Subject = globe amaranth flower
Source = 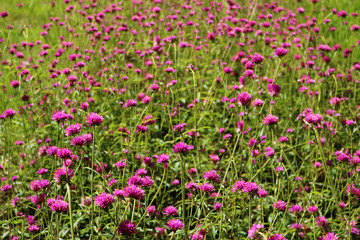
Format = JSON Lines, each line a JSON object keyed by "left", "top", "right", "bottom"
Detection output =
{"left": 28, "top": 225, "right": 40, "bottom": 232}
{"left": 252, "top": 53, "right": 264, "bottom": 64}
{"left": 203, "top": 170, "right": 220, "bottom": 182}
{"left": 86, "top": 112, "right": 103, "bottom": 126}
{"left": 56, "top": 148, "right": 74, "bottom": 159}
{"left": 274, "top": 47, "right": 288, "bottom": 57}
{"left": 65, "top": 123, "right": 82, "bottom": 136}
{"left": 163, "top": 205, "right": 178, "bottom": 216}
{"left": 117, "top": 220, "right": 137, "bottom": 235}
{"left": 248, "top": 223, "right": 264, "bottom": 239}
{"left": 318, "top": 232, "right": 338, "bottom": 240}
{"left": 173, "top": 142, "right": 194, "bottom": 153}
{"left": 54, "top": 166, "right": 74, "bottom": 183}
{"left": 94, "top": 192, "right": 115, "bottom": 208}
{"left": 237, "top": 91, "right": 252, "bottom": 106}
{"left": 289, "top": 205, "right": 304, "bottom": 213}
{"left": 273, "top": 200, "right": 287, "bottom": 212}
{"left": 268, "top": 234, "right": 287, "bottom": 240}
{"left": 157, "top": 154, "right": 170, "bottom": 165}
{"left": 3, "top": 108, "right": 16, "bottom": 118}
{"left": 242, "top": 182, "right": 259, "bottom": 193}
{"left": 123, "top": 185, "right": 145, "bottom": 200}
{"left": 1, "top": 184, "right": 13, "bottom": 192}
{"left": 167, "top": 219, "right": 184, "bottom": 231}
{"left": 214, "top": 202, "right": 222, "bottom": 211}
{"left": 71, "top": 136, "right": 87, "bottom": 146}
{"left": 263, "top": 114, "right": 279, "bottom": 125}
{"left": 200, "top": 183, "right": 215, "bottom": 192}
{"left": 31, "top": 193, "right": 45, "bottom": 205}
{"left": 30, "top": 179, "right": 49, "bottom": 192}
{"left": 47, "top": 198, "right": 69, "bottom": 212}
{"left": 268, "top": 83, "right": 281, "bottom": 97}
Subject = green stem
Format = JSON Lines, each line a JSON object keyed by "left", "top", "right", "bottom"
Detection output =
{"left": 67, "top": 183, "right": 75, "bottom": 240}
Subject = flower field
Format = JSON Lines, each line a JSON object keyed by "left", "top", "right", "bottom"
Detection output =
{"left": 1, "top": 0, "right": 360, "bottom": 239}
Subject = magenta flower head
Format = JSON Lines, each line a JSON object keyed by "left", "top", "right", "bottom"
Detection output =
{"left": 273, "top": 200, "right": 287, "bottom": 212}
{"left": 28, "top": 225, "right": 39, "bottom": 232}
{"left": 65, "top": 123, "right": 82, "bottom": 136}
{"left": 56, "top": 148, "right": 74, "bottom": 159}
{"left": 263, "top": 114, "right": 279, "bottom": 125}
{"left": 318, "top": 232, "right": 338, "bottom": 240}
{"left": 117, "top": 220, "right": 137, "bottom": 235}
{"left": 54, "top": 166, "right": 74, "bottom": 183}
{"left": 274, "top": 47, "right": 288, "bottom": 57}
{"left": 167, "top": 219, "right": 184, "bottom": 231}
{"left": 267, "top": 84, "right": 281, "bottom": 97}
{"left": 47, "top": 198, "right": 69, "bottom": 212}
{"left": 268, "top": 234, "right": 287, "bottom": 240}
{"left": 163, "top": 205, "right": 178, "bottom": 216}
{"left": 173, "top": 142, "right": 194, "bottom": 153}
{"left": 237, "top": 91, "right": 252, "bottom": 106}
{"left": 123, "top": 185, "right": 145, "bottom": 200}
{"left": 3, "top": 108, "right": 16, "bottom": 118}
{"left": 252, "top": 53, "right": 264, "bottom": 64}
{"left": 94, "top": 192, "right": 115, "bottom": 208}
{"left": 86, "top": 112, "right": 103, "bottom": 127}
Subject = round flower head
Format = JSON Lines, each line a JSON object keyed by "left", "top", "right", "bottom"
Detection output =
{"left": 267, "top": 84, "right": 281, "bottom": 97}
{"left": 65, "top": 123, "right": 82, "bottom": 136}
{"left": 117, "top": 220, "right": 137, "bottom": 235}
{"left": 274, "top": 47, "right": 288, "bottom": 57}
{"left": 263, "top": 114, "right": 279, "bottom": 125}
{"left": 163, "top": 206, "right": 178, "bottom": 216}
{"left": 54, "top": 166, "right": 74, "bottom": 183}
{"left": 252, "top": 53, "right": 264, "bottom": 64}
{"left": 123, "top": 185, "right": 145, "bottom": 200}
{"left": 237, "top": 91, "right": 252, "bottom": 106}
{"left": 86, "top": 112, "right": 103, "bottom": 127}
{"left": 28, "top": 225, "right": 39, "bottom": 232}
{"left": 167, "top": 219, "right": 184, "bottom": 231}
{"left": 3, "top": 108, "right": 16, "bottom": 118}
{"left": 173, "top": 142, "right": 194, "bottom": 153}
{"left": 273, "top": 200, "right": 287, "bottom": 212}
{"left": 71, "top": 136, "right": 87, "bottom": 146}
{"left": 203, "top": 170, "right": 220, "bottom": 182}
{"left": 268, "top": 234, "right": 287, "bottom": 240}
{"left": 94, "top": 192, "right": 115, "bottom": 208}
{"left": 48, "top": 199, "right": 69, "bottom": 212}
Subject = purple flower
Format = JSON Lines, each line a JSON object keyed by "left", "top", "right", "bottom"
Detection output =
{"left": 237, "top": 91, "right": 252, "bottom": 106}
{"left": 318, "top": 232, "right": 338, "bottom": 240}
{"left": 123, "top": 185, "right": 145, "bottom": 200}
{"left": 48, "top": 199, "right": 69, "bottom": 212}
{"left": 46, "top": 146, "right": 59, "bottom": 156}
{"left": 56, "top": 148, "right": 74, "bottom": 159}
{"left": 200, "top": 183, "right": 215, "bottom": 192}
{"left": 267, "top": 84, "right": 281, "bottom": 97}
{"left": 273, "top": 201, "right": 287, "bottom": 212}
{"left": 214, "top": 202, "right": 222, "bottom": 211}
{"left": 117, "top": 220, "right": 137, "bottom": 235}
{"left": 65, "top": 123, "right": 82, "bottom": 136}
{"left": 30, "top": 179, "right": 49, "bottom": 192}
{"left": 289, "top": 205, "right": 304, "bottom": 213}
{"left": 242, "top": 182, "right": 259, "bottom": 193}
{"left": 3, "top": 108, "right": 16, "bottom": 118}
{"left": 28, "top": 225, "right": 39, "bottom": 232}
{"left": 248, "top": 223, "right": 264, "bottom": 239}
{"left": 167, "top": 219, "right": 184, "bottom": 231}
{"left": 274, "top": 47, "right": 288, "bottom": 57}
{"left": 269, "top": 234, "right": 287, "bottom": 240}
{"left": 203, "top": 170, "right": 220, "bottom": 182}
{"left": 54, "top": 166, "right": 74, "bottom": 183}
{"left": 263, "top": 114, "right": 279, "bottom": 125}
{"left": 173, "top": 142, "right": 194, "bottom": 153}
{"left": 252, "top": 53, "right": 264, "bottom": 64}
{"left": 163, "top": 206, "right": 178, "bottom": 216}
{"left": 86, "top": 112, "right": 103, "bottom": 127}
{"left": 1, "top": 184, "right": 12, "bottom": 192}
{"left": 71, "top": 136, "right": 87, "bottom": 146}
{"left": 94, "top": 192, "right": 115, "bottom": 208}
{"left": 173, "top": 123, "right": 187, "bottom": 132}
{"left": 157, "top": 154, "right": 170, "bottom": 164}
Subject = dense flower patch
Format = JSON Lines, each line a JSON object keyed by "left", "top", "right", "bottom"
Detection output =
{"left": 0, "top": 0, "right": 360, "bottom": 239}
